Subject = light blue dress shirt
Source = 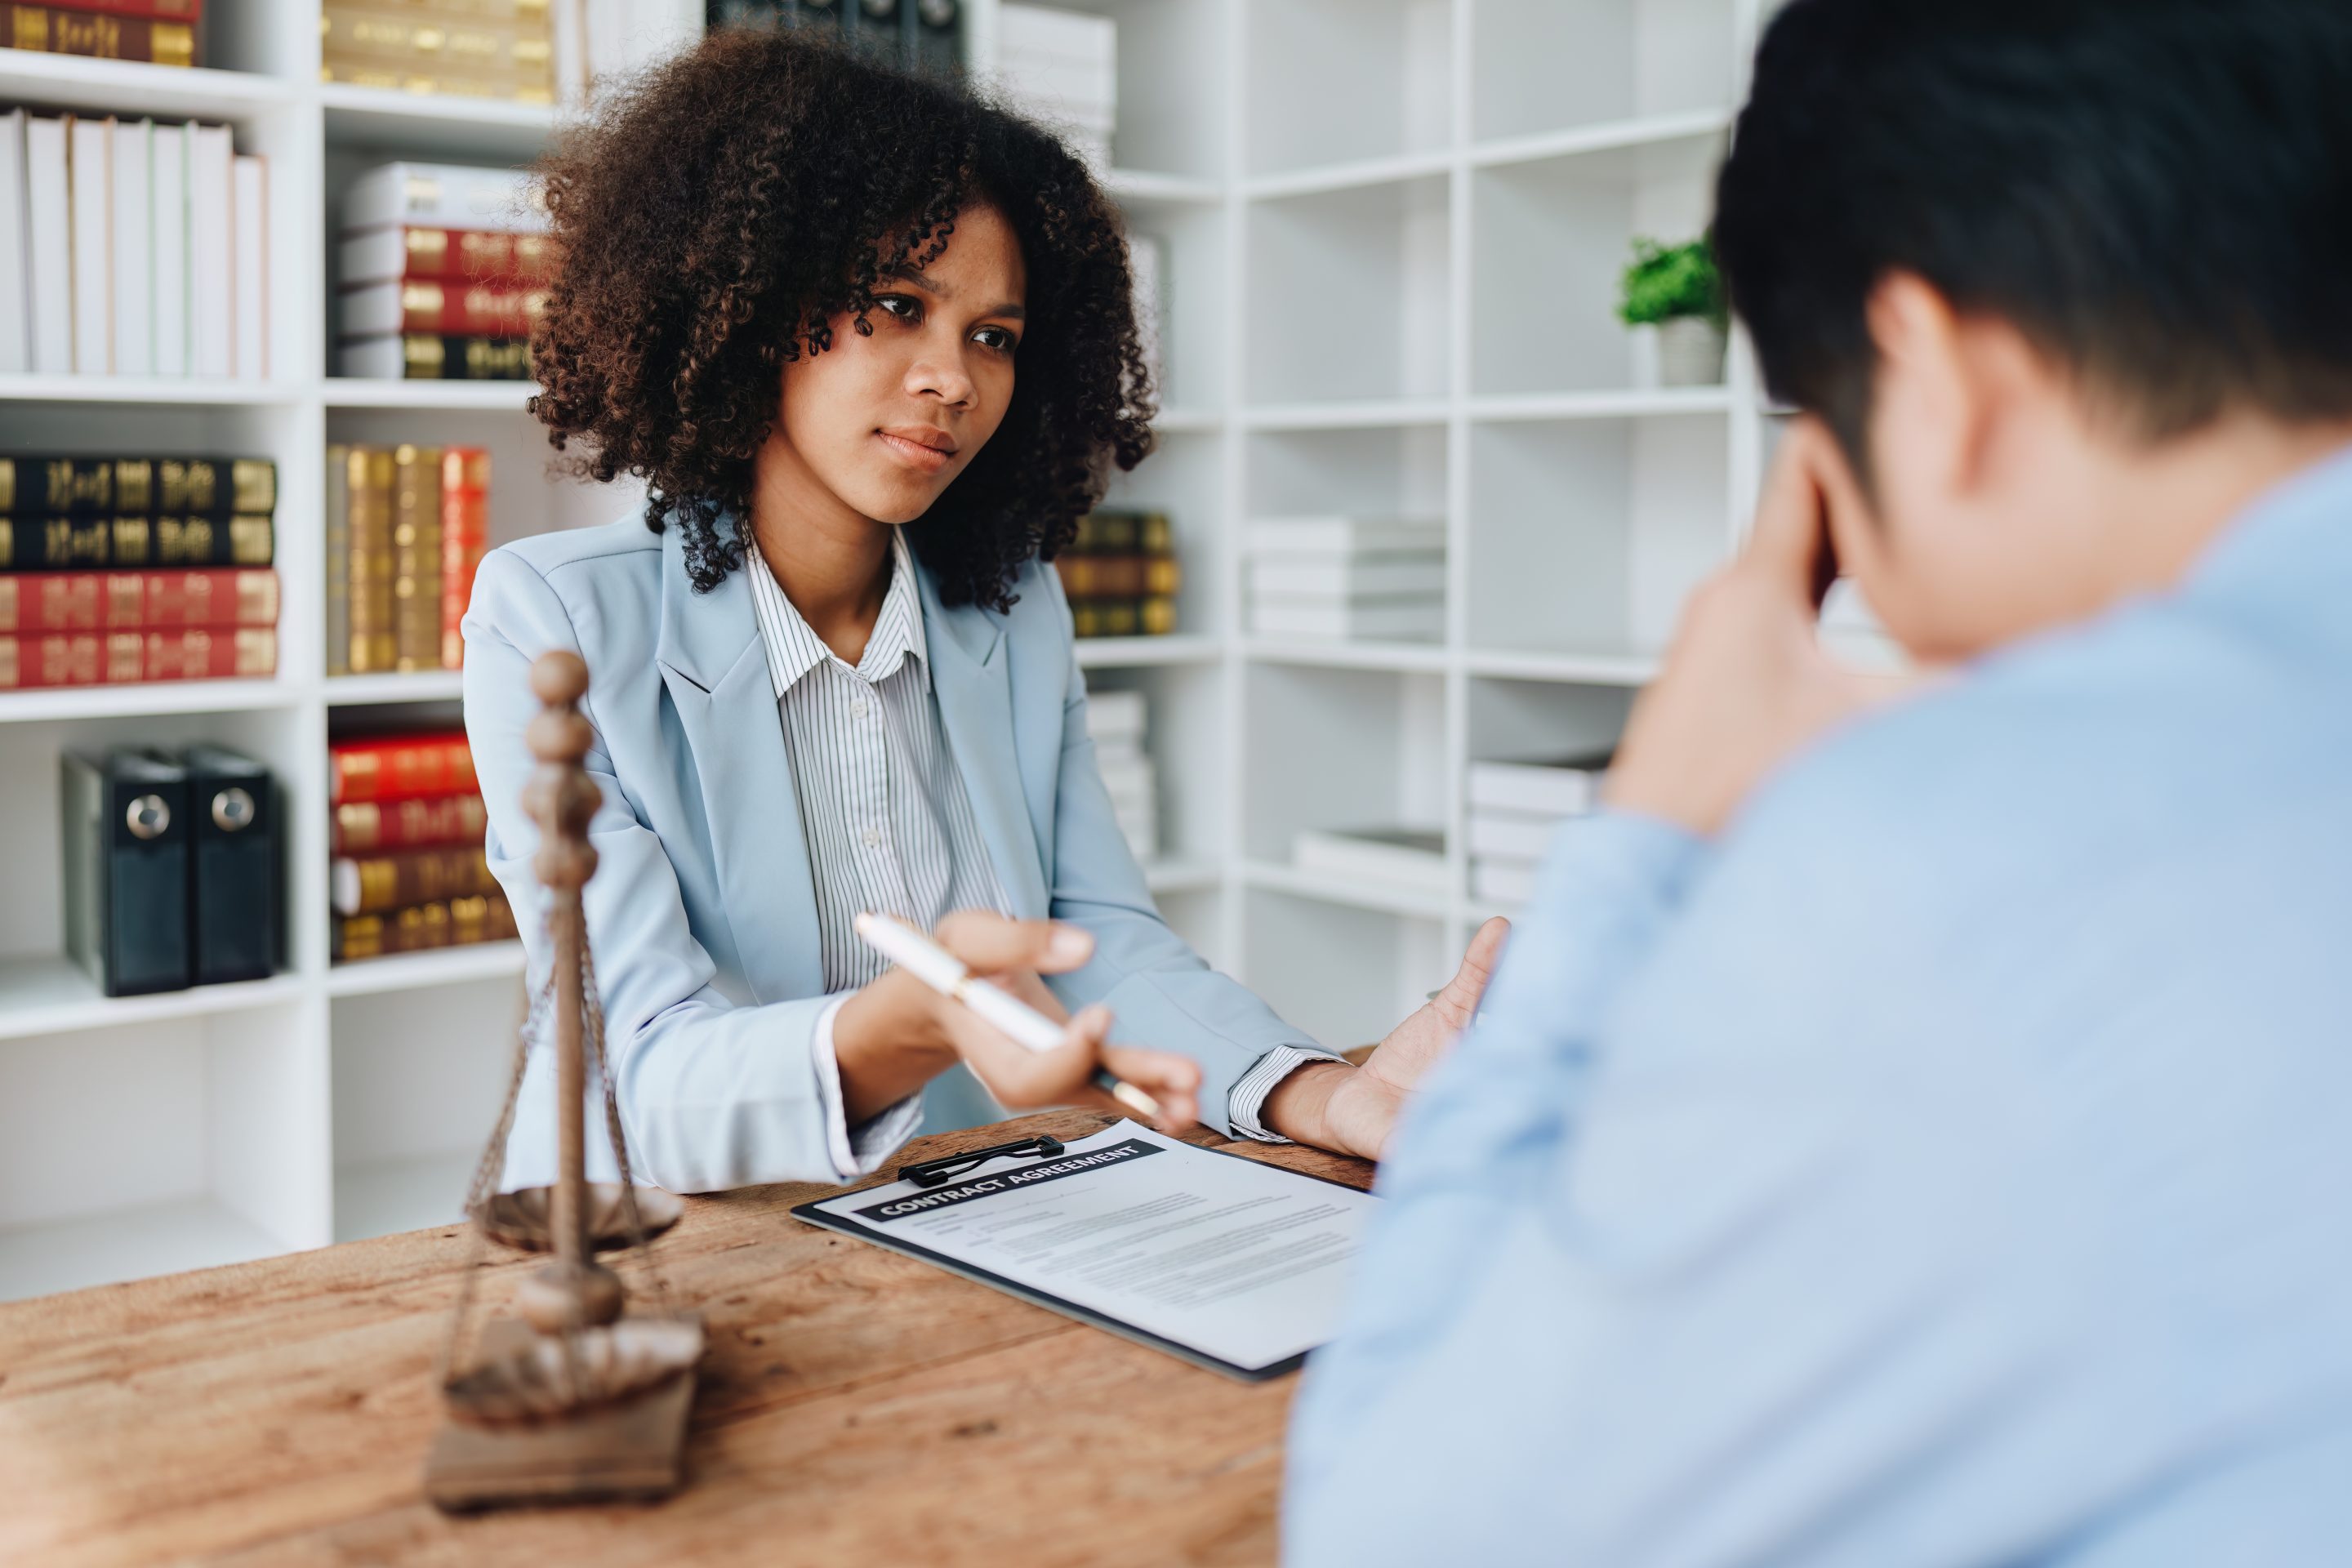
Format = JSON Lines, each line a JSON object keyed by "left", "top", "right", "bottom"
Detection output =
{"left": 1285, "top": 447, "right": 2352, "bottom": 1566}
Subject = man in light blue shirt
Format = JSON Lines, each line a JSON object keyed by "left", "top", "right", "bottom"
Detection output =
{"left": 1285, "top": 2, "right": 2352, "bottom": 1562}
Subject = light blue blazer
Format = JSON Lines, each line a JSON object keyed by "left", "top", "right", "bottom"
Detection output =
{"left": 461, "top": 512, "right": 1316, "bottom": 1192}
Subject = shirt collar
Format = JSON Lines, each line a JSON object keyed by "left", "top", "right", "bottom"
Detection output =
{"left": 746, "top": 527, "right": 930, "bottom": 699}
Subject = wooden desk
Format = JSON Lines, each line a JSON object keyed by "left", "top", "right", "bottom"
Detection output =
{"left": 0, "top": 1111, "right": 1374, "bottom": 1568}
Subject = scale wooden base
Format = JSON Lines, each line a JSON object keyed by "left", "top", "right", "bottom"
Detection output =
{"left": 425, "top": 1317, "right": 702, "bottom": 1511}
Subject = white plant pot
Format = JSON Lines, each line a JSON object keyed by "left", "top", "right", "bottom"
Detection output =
{"left": 1656, "top": 317, "right": 1727, "bottom": 387}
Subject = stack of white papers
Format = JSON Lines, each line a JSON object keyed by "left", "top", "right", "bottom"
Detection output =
{"left": 1465, "top": 753, "right": 1610, "bottom": 906}
{"left": 1245, "top": 516, "right": 1446, "bottom": 643}
{"left": 997, "top": 5, "right": 1117, "bottom": 167}
{"left": 1087, "top": 687, "right": 1157, "bottom": 862}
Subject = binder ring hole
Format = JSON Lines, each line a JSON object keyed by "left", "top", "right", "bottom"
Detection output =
{"left": 212, "top": 787, "right": 256, "bottom": 833}
{"left": 127, "top": 795, "right": 172, "bottom": 840}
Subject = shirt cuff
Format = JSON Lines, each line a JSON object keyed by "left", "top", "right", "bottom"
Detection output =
{"left": 810, "top": 993, "right": 926, "bottom": 1180}
{"left": 1226, "top": 1043, "right": 1348, "bottom": 1143}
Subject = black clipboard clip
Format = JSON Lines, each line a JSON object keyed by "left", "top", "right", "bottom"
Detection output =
{"left": 897, "top": 1134, "right": 1066, "bottom": 1188}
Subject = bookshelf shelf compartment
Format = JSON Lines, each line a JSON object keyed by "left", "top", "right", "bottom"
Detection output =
{"left": 1467, "top": 414, "right": 1731, "bottom": 661}
{"left": 319, "top": 379, "right": 540, "bottom": 412}
{"left": 1237, "top": 887, "right": 1454, "bottom": 1058}
{"left": 1243, "top": 640, "right": 1449, "bottom": 674}
{"left": 318, "top": 82, "right": 560, "bottom": 163}
{"left": 1468, "top": 127, "right": 1727, "bottom": 397}
{"left": 324, "top": 941, "right": 526, "bottom": 997}
{"left": 323, "top": 671, "right": 466, "bottom": 706}
{"left": 0, "top": 680, "right": 298, "bottom": 725}
{"left": 0, "top": 956, "right": 305, "bottom": 1043}
{"left": 1245, "top": 0, "right": 1451, "bottom": 178}
{"left": 1075, "top": 635, "right": 1221, "bottom": 670}
{"left": 1243, "top": 662, "right": 1446, "bottom": 862}
{"left": 0, "top": 374, "right": 303, "bottom": 406}
{"left": 1470, "top": 0, "right": 1739, "bottom": 145}
{"left": 1246, "top": 176, "right": 1450, "bottom": 408}
{"left": 1241, "top": 399, "right": 1450, "bottom": 433}
{"left": 0, "top": 1196, "right": 287, "bottom": 1303}
{"left": 1241, "top": 859, "right": 1451, "bottom": 921}
{"left": 0, "top": 53, "right": 296, "bottom": 120}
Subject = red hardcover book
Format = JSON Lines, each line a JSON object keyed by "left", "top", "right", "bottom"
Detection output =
{"left": 329, "top": 732, "right": 477, "bottom": 806}
{"left": 339, "top": 225, "right": 555, "bottom": 289}
{"left": 350, "top": 280, "right": 546, "bottom": 338}
{"left": 33, "top": 0, "right": 201, "bottom": 19}
{"left": 0, "top": 627, "right": 274, "bottom": 688}
{"left": 331, "top": 791, "right": 488, "bottom": 856}
{"left": 0, "top": 569, "right": 278, "bottom": 633}
{"left": 439, "top": 448, "right": 489, "bottom": 669}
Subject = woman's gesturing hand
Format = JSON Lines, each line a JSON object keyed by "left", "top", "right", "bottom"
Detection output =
{"left": 831, "top": 910, "right": 1200, "bottom": 1133}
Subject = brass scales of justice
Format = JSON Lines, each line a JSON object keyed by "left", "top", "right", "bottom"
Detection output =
{"left": 424, "top": 651, "right": 705, "bottom": 1510}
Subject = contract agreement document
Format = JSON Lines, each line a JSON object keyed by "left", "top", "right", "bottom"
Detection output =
{"left": 793, "top": 1120, "right": 1377, "bottom": 1379}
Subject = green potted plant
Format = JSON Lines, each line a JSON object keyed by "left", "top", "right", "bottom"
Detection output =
{"left": 1618, "top": 237, "right": 1727, "bottom": 387}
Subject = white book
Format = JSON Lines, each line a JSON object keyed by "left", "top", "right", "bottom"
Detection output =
{"left": 110, "top": 119, "right": 152, "bottom": 379}
{"left": 1115, "top": 805, "right": 1157, "bottom": 863}
{"left": 1465, "top": 754, "right": 1612, "bottom": 817}
{"left": 69, "top": 116, "right": 111, "bottom": 375}
{"left": 232, "top": 154, "right": 267, "bottom": 380}
{"left": 1466, "top": 809, "right": 1563, "bottom": 864}
{"left": 1248, "top": 554, "right": 1446, "bottom": 598}
{"left": 1294, "top": 826, "right": 1449, "bottom": 895}
{"left": 343, "top": 160, "right": 547, "bottom": 236}
{"left": 189, "top": 124, "right": 233, "bottom": 380}
{"left": 337, "top": 335, "right": 419, "bottom": 380}
{"left": 1470, "top": 858, "right": 1539, "bottom": 908}
{"left": 0, "top": 110, "right": 26, "bottom": 373}
{"left": 1245, "top": 516, "right": 1446, "bottom": 556}
{"left": 1250, "top": 596, "right": 1445, "bottom": 642}
{"left": 1096, "top": 755, "right": 1154, "bottom": 815}
{"left": 24, "top": 116, "right": 69, "bottom": 374}
{"left": 551, "top": 0, "right": 588, "bottom": 105}
{"left": 1084, "top": 688, "right": 1147, "bottom": 746}
{"left": 150, "top": 122, "right": 187, "bottom": 377}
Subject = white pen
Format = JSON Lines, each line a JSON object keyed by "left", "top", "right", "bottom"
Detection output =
{"left": 852, "top": 911, "right": 1164, "bottom": 1122}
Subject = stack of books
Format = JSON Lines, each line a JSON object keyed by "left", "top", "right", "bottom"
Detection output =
{"left": 326, "top": 443, "right": 490, "bottom": 676}
{"left": 1292, "top": 825, "right": 1448, "bottom": 897}
{"left": 1245, "top": 516, "right": 1446, "bottom": 644}
{"left": 1057, "top": 508, "right": 1179, "bottom": 639}
{"left": 322, "top": 0, "right": 555, "bottom": 103}
{"left": 704, "top": 0, "right": 963, "bottom": 73}
{"left": 328, "top": 729, "right": 516, "bottom": 962}
{"left": 996, "top": 3, "right": 1114, "bottom": 165}
{"left": 0, "top": 1, "right": 199, "bottom": 66}
{"left": 0, "top": 109, "right": 269, "bottom": 379}
{"left": 0, "top": 455, "right": 278, "bottom": 690}
{"left": 1085, "top": 688, "right": 1156, "bottom": 862}
{"left": 336, "top": 161, "right": 546, "bottom": 381}
{"left": 1466, "top": 751, "right": 1610, "bottom": 907}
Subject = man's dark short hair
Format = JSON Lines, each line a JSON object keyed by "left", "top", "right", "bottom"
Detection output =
{"left": 1714, "top": 0, "right": 2352, "bottom": 475}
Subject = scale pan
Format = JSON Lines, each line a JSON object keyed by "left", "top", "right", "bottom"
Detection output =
{"left": 472, "top": 1183, "right": 685, "bottom": 1253}
{"left": 444, "top": 1316, "right": 705, "bottom": 1426}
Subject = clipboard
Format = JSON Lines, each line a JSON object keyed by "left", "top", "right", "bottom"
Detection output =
{"left": 792, "top": 1121, "right": 1377, "bottom": 1382}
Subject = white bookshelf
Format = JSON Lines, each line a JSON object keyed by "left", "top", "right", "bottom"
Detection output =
{"left": 0, "top": 0, "right": 1782, "bottom": 1300}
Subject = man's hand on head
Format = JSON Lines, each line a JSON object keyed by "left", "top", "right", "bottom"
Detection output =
{"left": 1605, "top": 416, "right": 1912, "bottom": 836}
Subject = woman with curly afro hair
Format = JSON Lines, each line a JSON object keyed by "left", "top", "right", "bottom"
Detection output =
{"left": 461, "top": 28, "right": 1506, "bottom": 1195}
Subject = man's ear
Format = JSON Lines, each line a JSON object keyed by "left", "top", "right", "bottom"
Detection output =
{"left": 1864, "top": 271, "right": 1982, "bottom": 502}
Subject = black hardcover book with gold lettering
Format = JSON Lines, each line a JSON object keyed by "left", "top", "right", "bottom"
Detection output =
{"left": 0, "top": 457, "right": 278, "bottom": 517}
{"left": 0, "top": 514, "right": 275, "bottom": 572}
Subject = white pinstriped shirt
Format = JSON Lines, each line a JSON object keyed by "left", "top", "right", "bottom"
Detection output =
{"left": 750, "top": 528, "right": 1327, "bottom": 1178}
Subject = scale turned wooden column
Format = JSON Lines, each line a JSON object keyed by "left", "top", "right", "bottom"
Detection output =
{"left": 425, "top": 651, "right": 703, "bottom": 1512}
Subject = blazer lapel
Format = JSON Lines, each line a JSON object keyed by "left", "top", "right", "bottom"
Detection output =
{"left": 653, "top": 522, "right": 824, "bottom": 1004}
{"left": 917, "top": 559, "right": 1051, "bottom": 919}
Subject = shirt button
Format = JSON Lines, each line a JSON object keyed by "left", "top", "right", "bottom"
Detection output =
{"left": 862, "top": 828, "right": 882, "bottom": 849}
{"left": 852, "top": 698, "right": 871, "bottom": 720}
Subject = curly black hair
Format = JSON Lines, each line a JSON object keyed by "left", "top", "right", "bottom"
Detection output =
{"left": 527, "top": 29, "right": 1155, "bottom": 608}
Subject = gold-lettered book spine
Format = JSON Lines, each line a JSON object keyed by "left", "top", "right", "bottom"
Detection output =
{"left": 391, "top": 443, "right": 444, "bottom": 673}
{"left": 347, "top": 446, "right": 399, "bottom": 675}
{"left": 3, "top": 7, "right": 195, "bottom": 66}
